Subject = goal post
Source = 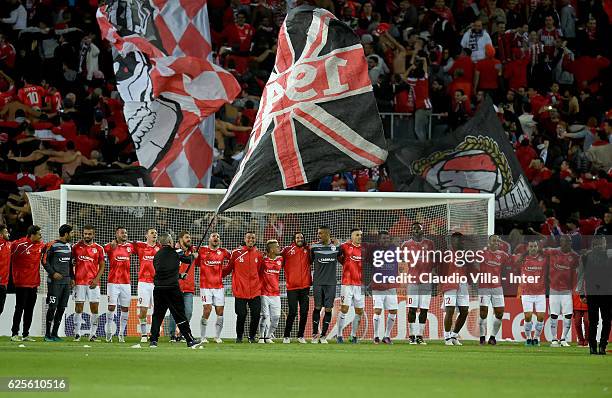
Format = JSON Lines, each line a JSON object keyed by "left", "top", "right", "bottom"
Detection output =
{"left": 26, "top": 186, "right": 495, "bottom": 340}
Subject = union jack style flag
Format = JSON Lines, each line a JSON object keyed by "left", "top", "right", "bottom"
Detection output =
{"left": 97, "top": 0, "right": 240, "bottom": 187}
{"left": 218, "top": 5, "right": 387, "bottom": 212}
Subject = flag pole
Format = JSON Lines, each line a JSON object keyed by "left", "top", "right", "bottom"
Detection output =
{"left": 196, "top": 212, "right": 218, "bottom": 248}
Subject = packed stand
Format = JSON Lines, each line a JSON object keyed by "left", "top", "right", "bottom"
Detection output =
{"left": 0, "top": 0, "right": 611, "bottom": 240}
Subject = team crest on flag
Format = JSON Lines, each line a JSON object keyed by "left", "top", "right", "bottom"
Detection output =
{"left": 218, "top": 5, "right": 387, "bottom": 212}
{"left": 97, "top": 0, "right": 240, "bottom": 187}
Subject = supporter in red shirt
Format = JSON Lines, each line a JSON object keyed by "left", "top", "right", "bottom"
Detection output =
{"left": 526, "top": 158, "right": 552, "bottom": 185}
{"left": 562, "top": 54, "right": 610, "bottom": 91}
{"left": 474, "top": 44, "right": 502, "bottom": 92}
{"left": 10, "top": 225, "right": 44, "bottom": 340}
{"left": 0, "top": 33, "right": 16, "bottom": 69}
{"left": 17, "top": 80, "right": 46, "bottom": 109}
{"left": 449, "top": 48, "right": 475, "bottom": 89}
{"left": 538, "top": 16, "right": 562, "bottom": 56}
{"left": 504, "top": 53, "right": 530, "bottom": 90}
{"left": 516, "top": 139, "right": 538, "bottom": 172}
{"left": 224, "top": 11, "right": 254, "bottom": 53}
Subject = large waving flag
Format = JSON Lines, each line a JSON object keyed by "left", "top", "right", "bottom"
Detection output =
{"left": 218, "top": 5, "right": 387, "bottom": 212}
{"left": 388, "top": 97, "right": 544, "bottom": 222}
{"left": 97, "top": 0, "right": 240, "bottom": 187}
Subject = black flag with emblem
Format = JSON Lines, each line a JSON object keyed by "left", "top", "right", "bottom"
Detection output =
{"left": 388, "top": 97, "right": 544, "bottom": 222}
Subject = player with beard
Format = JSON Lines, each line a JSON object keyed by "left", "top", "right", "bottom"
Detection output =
{"left": 516, "top": 240, "right": 548, "bottom": 346}
{"left": 477, "top": 235, "right": 509, "bottom": 345}
{"left": 133, "top": 228, "right": 161, "bottom": 343}
{"left": 196, "top": 233, "right": 231, "bottom": 343}
{"left": 167, "top": 231, "right": 196, "bottom": 342}
{"left": 72, "top": 225, "right": 105, "bottom": 342}
{"left": 281, "top": 232, "right": 311, "bottom": 344}
{"left": 402, "top": 222, "right": 435, "bottom": 345}
{"left": 105, "top": 227, "right": 133, "bottom": 343}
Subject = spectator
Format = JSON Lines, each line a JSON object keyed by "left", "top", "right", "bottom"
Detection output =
{"left": 1, "top": 0, "right": 27, "bottom": 34}
{"left": 460, "top": 20, "right": 493, "bottom": 62}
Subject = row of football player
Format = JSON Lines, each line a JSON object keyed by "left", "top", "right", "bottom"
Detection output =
{"left": 2, "top": 223, "right": 597, "bottom": 348}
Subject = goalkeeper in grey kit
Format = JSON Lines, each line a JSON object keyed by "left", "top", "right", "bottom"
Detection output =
{"left": 42, "top": 224, "right": 75, "bottom": 342}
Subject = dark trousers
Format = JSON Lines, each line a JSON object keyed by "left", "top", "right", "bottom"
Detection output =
{"left": 587, "top": 295, "right": 612, "bottom": 348}
{"left": 12, "top": 287, "right": 37, "bottom": 337}
{"left": 284, "top": 288, "right": 309, "bottom": 338}
{"left": 150, "top": 287, "right": 195, "bottom": 344}
{"left": 235, "top": 296, "right": 261, "bottom": 340}
{"left": 0, "top": 285, "right": 6, "bottom": 316}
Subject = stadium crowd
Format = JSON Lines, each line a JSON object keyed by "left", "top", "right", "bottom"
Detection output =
{"left": 0, "top": 0, "right": 610, "bottom": 238}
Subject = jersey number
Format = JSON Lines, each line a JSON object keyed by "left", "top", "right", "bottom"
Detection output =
{"left": 27, "top": 91, "right": 39, "bottom": 105}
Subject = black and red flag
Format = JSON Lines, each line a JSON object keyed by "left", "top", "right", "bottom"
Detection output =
{"left": 217, "top": 4, "right": 387, "bottom": 212}
{"left": 388, "top": 97, "right": 544, "bottom": 222}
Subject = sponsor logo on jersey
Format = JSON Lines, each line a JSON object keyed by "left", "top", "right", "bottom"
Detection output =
{"left": 319, "top": 257, "right": 336, "bottom": 262}
{"left": 115, "top": 256, "right": 130, "bottom": 261}
{"left": 205, "top": 260, "right": 223, "bottom": 266}
{"left": 78, "top": 255, "right": 94, "bottom": 262}
{"left": 143, "top": 255, "right": 155, "bottom": 261}
{"left": 350, "top": 255, "right": 361, "bottom": 261}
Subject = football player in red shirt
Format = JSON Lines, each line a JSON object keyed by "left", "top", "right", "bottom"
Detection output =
{"left": 104, "top": 227, "right": 134, "bottom": 343}
{"left": 11, "top": 225, "right": 44, "bottom": 342}
{"left": 196, "top": 232, "right": 230, "bottom": 343}
{"left": 72, "top": 225, "right": 105, "bottom": 342}
{"left": 516, "top": 240, "right": 548, "bottom": 346}
{"left": 134, "top": 228, "right": 161, "bottom": 343}
{"left": 477, "top": 235, "right": 510, "bottom": 345}
{"left": 281, "top": 232, "right": 311, "bottom": 344}
{"left": 336, "top": 228, "right": 363, "bottom": 344}
{"left": 0, "top": 224, "right": 11, "bottom": 318}
{"left": 371, "top": 231, "right": 399, "bottom": 345}
{"left": 545, "top": 235, "right": 580, "bottom": 347}
{"left": 258, "top": 240, "right": 283, "bottom": 343}
{"left": 402, "top": 222, "right": 436, "bottom": 345}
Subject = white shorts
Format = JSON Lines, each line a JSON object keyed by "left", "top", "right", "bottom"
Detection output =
{"left": 549, "top": 290, "right": 573, "bottom": 316}
{"left": 201, "top": 288, "right": 225, "bottom": 307}
{"left": 407, "top": 284, "right": 432, "bottom": 309}
{"left": 478, "top": 287, "right": 505, "bottom": 308}
{"left": 521, "top": 294, "right": 547, "bottom": 313}
{"left": 261, "top": 295, "right": 281, "bottom": 317}
{"left": 444, "top": 284, "right": 470, "bottom": 307}
{"left": 340, "top": 285, "right": 365, "bottom": 308}
{"left": 137, "top": 282, "right": 154, "bottom": 308}
{"left": 74, "top": 285, "right": 101, "bottom": 303}
{"left": 107, "top": 283, "right": 131, "bottom": 308}
{"left": 373, "top": 289, "right": 399, "bottom": 310}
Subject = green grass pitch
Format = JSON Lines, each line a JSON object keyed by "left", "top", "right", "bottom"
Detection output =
{"left": 1, "top": 338, "right": 611, "bottom": 397}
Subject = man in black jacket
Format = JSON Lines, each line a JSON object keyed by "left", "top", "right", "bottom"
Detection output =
{"left": 578, "top": 235, "right": 612, "bottom": 355}
{"left": 149, "top": 233, "right": 201, "bottom": 349}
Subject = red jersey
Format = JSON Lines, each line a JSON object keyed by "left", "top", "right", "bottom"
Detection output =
{"left": 517, "top": 254, "right": 547, "bottom": 295}
{"left": 45, "top": 91, "right": 62, "bottom": 113}
{"left": 339, "top": 242, "right": 362, "bottom": 286}
{"left": 440, "top": 251, "right": 469, "bottom": 292}
{"left": 178, "top": 246, "right": 196, "bottom": 293}
{"left": 281, "top": 243, "right": 311, "bottom": 290}
{"left": 17, "top": 84, "right": 46, "bottom": 108}
{"left": 545, "top": 248, "right": 579, "bottom": 292}
{"left": 498, "top": 239, "right": 511, "bottom": 254}
{"left": 223, "top": 246, "right": 264, "bottom": 299}
{"left": 0, "top": 42, "right": 16, "bottom": 68}
{"left": 478, "top": 248, "right": 509, "bottom": 289}
{"left": 104, "top": 242, "right": 133, "bottom": 284}
{"left": 134, "top": 242, "right": 161, "bottom": 283}
{"left": 197, "top": 246, "right": 231, "bottom": 289}
{"left": 0, "top": 238, "right": 11, "bottom": 286}
{"left": 538, "top": 28, "right": 562, "bottom": 56}
{"left": 406, "top": 75, "right": 432, "bottom": 110}
{"left": 400, "top": 238, "right": 435, "bottom": 283}
{"left": 475, "top": 58, "right": 502, "bottom": 90}
{"left": 72, "top": 241, "right": 105, "bottom": 286}
{"left": 260, "top": 256, "right": 283, "bottom": 296}
{"left": 11, "top": 237, "right": 44, "bottom": 288}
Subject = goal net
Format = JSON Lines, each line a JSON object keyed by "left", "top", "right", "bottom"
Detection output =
{"left": 27, "top": 186, "right": 494, "bottom": 341}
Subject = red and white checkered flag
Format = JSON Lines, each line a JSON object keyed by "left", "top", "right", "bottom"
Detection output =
{"left": 97, "top": 0, "right": 240, "bottom": 187}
